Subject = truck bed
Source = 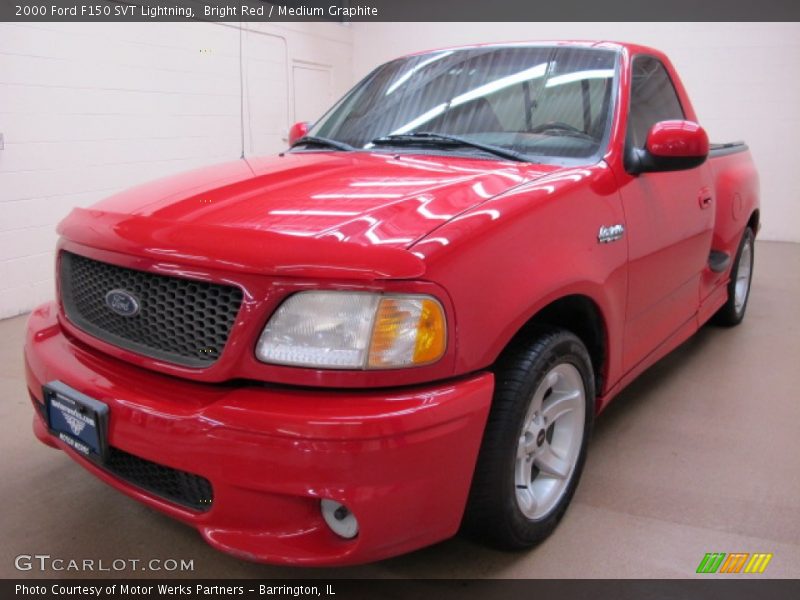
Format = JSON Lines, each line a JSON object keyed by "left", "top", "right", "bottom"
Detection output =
{"left": 710, "top": 141, "right": 748, "bottom": 157}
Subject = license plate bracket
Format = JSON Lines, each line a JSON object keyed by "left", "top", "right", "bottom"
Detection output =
{"left": 44, "top": 381, "right": 109, "bottom": 462}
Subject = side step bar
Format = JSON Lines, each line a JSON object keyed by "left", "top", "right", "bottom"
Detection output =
{"left": 708, "top": 250, "right": 731, "bottom": 273}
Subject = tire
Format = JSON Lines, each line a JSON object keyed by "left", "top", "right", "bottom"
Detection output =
{"left": 463, "top": 328, "right": 595, "bottom": 550}
{"left": 713, "top": 227, "right": 755, "bottom": 327}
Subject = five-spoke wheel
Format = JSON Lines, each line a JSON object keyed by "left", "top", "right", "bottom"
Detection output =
{"left": 463, "top": 328, "right": 594, "bottom": 549}
{"left": 715, "top": 227, "right": 755, "bottom": 326}
{"left": 514, "top": 363, "right": 585, "bottom": 520}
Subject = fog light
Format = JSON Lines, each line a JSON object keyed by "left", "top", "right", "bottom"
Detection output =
{"left": 321, "top": 499, "right": 359, "bottom": 539}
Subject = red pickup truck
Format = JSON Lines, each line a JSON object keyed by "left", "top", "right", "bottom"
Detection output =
{"left": 25, "top": 41, "right": 759, "bottom": 565}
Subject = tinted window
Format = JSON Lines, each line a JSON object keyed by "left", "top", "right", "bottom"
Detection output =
{"left": 627, "top": 56, "right": 685, "bottom": 148}
{"left": 310, "top": 46, "right": 618, "bottom": 160}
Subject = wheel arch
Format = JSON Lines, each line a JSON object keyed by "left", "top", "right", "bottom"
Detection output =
{"left": 495, "top": 294, "right": 608, "bottom": 395}
{"left": 747, "top": 209, "right": 760, "bottom": 235}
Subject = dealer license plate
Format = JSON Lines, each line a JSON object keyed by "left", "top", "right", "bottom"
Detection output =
{"left": 44, "top": 381, "right": 108, "bottom": 460}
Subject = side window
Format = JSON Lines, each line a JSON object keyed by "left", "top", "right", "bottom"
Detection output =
{"left": 627, "top": 56, "right": 684, "bottom": 148}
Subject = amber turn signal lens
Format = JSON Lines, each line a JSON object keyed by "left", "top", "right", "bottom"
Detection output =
{"left": 367, "top": 296, "right": 446, "bottom": 368}
{"left": 412, "top": 298, "right": 447, "bottom": 364}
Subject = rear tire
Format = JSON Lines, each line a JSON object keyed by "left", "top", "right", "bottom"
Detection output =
{"left": 463, "top": 328, "right": 595, "bottom": 549}
{"left": 713, "top": 227, "right": 755, "bottom": 327}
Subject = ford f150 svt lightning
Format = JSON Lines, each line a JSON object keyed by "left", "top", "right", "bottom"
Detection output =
{"left": 25, "top": 41, "right": 760, "bottom": 565}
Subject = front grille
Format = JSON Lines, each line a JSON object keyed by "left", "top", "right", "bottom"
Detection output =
{"left": 60, "top": 251, "right": 243, "bottom": 367}
{"left": 105, "top": 446, "right": 213, "bottom": 512}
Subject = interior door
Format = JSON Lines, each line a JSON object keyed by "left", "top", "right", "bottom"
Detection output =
{"left": 619, "top": 56, "right": 714, "bottom": 371}
{"left": 241, "top": 27, "right": 289, "bottom": 156}
{"left": 292, "top": 63, "right": 333, "bottom": 125}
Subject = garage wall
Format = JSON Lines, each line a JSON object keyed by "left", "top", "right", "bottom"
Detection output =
{"left": 3, "top": 22, "right": 797, "bottom": 319}
{"left": 0, "top": 21, "right": 352, "bottom": 319}
{"left": 351, "top": 22, "right": 800, "bottom": 244}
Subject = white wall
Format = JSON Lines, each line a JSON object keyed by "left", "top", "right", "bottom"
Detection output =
{"left": 2, "top": 22, "right": 798, "bottom": 319}
{"left": 352, "top": 22, "right": 800, "bottom": 244}
{"left": 0, "top": 21, "right": 353, "bottom": 318}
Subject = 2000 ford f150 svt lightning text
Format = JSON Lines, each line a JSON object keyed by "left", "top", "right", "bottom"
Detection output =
{"left": 25, "top": 42, "right": 759, "bottom": 565}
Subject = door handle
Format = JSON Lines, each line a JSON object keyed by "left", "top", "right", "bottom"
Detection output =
{"left": 698, "top": 188, "right": 712, "bottom": 209}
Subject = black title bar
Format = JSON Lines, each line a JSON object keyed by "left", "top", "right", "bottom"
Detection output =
{"left": 6, "top": 579, "right": 800, "bottom": 600}
{"left": 2, "top": 0, "right": 800, "bottom": 22}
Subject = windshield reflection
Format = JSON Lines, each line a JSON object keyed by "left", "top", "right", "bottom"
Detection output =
{"left": 309, "top": 45, "right": 618, "bottom": 162}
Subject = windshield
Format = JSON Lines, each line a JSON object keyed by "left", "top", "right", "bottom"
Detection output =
{"left": 308, "top": 46, "right": 618, "bottom": 162}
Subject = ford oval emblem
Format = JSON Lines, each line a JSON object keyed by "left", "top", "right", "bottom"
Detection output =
{"left": 104, "top": 289, "right": 140, "bottom": 317}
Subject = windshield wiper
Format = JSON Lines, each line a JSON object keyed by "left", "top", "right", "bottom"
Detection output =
{"left": 370, "top": 132, "right": 530, "bottom": 162}
{"left": 290, "top": 135, "right": 355, "bottom": 152}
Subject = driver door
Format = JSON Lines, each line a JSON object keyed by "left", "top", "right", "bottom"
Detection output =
{"left": 619, "top": 56, "right": 714, "bottom": 371}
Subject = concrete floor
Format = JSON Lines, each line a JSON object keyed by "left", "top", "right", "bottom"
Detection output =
{"left": 1, "top": 240, "right": 798, "bottom": 579}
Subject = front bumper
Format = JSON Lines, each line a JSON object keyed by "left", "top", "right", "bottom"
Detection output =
{"left": 24, "top": 302, "right": 493, "bottom": 565}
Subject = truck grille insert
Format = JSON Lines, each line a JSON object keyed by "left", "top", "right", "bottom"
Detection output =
{"left": 59, "top": 251, "right": 243, "bottom": 367}
{"left": 105, "top": 447, "right": 213, "bottom": 512}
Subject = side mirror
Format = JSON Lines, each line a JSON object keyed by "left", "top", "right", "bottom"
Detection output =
{"left": 288, "top": 121, "right": 310, "bottom": 146}
{"left": 627, "top": 120, "right": 709, "bottom": 174}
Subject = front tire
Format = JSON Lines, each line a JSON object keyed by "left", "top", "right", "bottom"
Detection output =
{"left": 714, "top": 227, "right": 755, "bottom": 327}
{"left": 463, "top": 328, "right": 595, "bottom": 549}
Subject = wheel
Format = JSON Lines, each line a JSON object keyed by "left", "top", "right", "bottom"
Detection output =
{"left": 713, "top": 227, "right": 755, "bottom": 327}
{"left": 529, "top": 121, "right": 584, "bottom": 134}
{"left": 463, "top": 328, "right": 595, "bottom": 549}
{"left": 528, "top": 121, "right": 594, "bottom": 140}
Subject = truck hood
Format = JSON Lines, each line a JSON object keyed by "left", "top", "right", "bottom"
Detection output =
{"left": 59, "top": 152, "right": 559, "bottom": 279}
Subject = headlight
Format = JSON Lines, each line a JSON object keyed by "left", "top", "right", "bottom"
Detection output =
{"left": 255, "top": 291, "right": 446, "bottom": 369}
